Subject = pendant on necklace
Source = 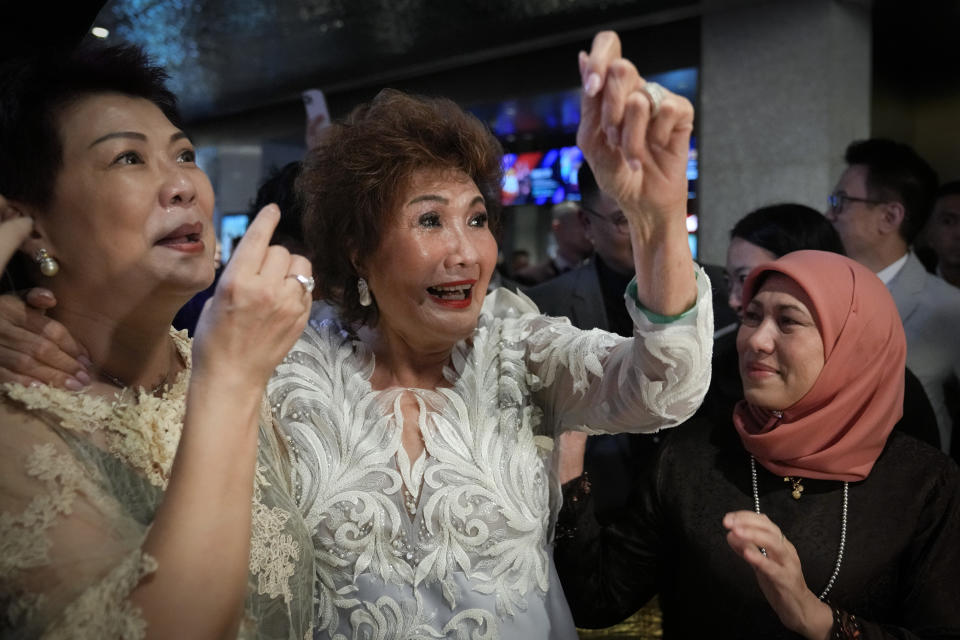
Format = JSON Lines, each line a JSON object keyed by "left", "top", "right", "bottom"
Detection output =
{"left": 784, "top": 476, "right": 804, "bottom": 500}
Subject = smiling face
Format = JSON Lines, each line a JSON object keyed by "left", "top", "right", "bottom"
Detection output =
{"left": 737, "top": 274, "right": 825, "bottom": 410}
{"left": 724, "top": 237, "right": 777, "bottom": 319}
{"left": 32, "top": 93, "right": 215, "bottom": 301}
{"left": 363, "top": 167, "right": 498, "bottom": 350}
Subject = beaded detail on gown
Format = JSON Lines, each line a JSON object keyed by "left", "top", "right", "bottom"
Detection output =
{"left": 269, "top": 278, "right": 714, "bottom": 639}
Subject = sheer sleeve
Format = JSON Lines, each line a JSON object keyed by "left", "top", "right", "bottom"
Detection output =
{"left": 0, "top": 390, "right": 316, "bottom": 640}
{"left": 0, "top": 399, "right": 157, "bottom": 639}
{"left": 493, "top": 265, "right": 713, "bottom": 436}
{"left": 241, "top": 409, "right": 317, "bottom": 640}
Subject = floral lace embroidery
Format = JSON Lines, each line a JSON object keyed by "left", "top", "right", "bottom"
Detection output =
{"left": 335, "top": 590, "right": 498, "bottom": 640}
{"left": 271, "top": 281, "right": 712, "bottom": 637}
{"left": 0, "top": 444, "right": 87, "bottom": 579}
{"left": 526, "top": 324, "right": 618, "bottom": 394}
{"left": 2, "top": 328, "right": 308, "bottom": 634}
{"left": 250, "top": 466, "right": 301, "bottom": 604}
{"left": 44, "top": 549, "right": 157, "bottom": 640}
{"left": 2, "top": 329, "right": 193, "bottom": 488}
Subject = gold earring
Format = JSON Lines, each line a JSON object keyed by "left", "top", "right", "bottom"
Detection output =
{"left": 34, "top": 248, "right": 59, "bottom": 277}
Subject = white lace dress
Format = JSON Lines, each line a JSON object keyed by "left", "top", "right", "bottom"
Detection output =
{"left": 268, "top": 275, "right": 713, "bottom": 639}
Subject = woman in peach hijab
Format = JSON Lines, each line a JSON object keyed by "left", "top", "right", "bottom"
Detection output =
{"left": 555, "top": 250, "right": 960, "bottom": 639}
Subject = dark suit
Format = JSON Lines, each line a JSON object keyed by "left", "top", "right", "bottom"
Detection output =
{"left": 525, "top": 259, "right": 735, "bottom": 335}
{"left": 525, "top": 260, "right": 610, "bottom": 329}
{"left": 514, "top": 259, "right": 561, "bottom": 287}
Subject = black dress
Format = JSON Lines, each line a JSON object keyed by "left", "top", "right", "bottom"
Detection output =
{"left": 554, "top": 416, "right": 960, "bottom": 639}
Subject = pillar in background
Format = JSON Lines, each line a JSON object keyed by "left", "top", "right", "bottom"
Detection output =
{"left": 698, "top": 0, "right": 871, "bottom": 264}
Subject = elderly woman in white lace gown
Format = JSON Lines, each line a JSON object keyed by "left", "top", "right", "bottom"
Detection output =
{"left": 271, "top": 32, "right": 713, "bottom": 638}
{"left": 0, "top": 46, "right": 315, "bottom": 637}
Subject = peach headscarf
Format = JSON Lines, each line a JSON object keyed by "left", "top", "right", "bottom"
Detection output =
{"left": 733, "top": 250, "right": 907, "bottom": 481}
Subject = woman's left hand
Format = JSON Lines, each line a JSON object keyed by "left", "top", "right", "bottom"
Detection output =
{"left": 577, "top": 31, "right": 693, "bottom": 227}
{"left": 723, "top": 511, "right": 833, "bottom": 640}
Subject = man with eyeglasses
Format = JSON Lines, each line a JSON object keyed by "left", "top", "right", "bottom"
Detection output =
{"left": 527, "top": 162, "right": 637, "bottom": 337}
{"left": 827, "top": 138, "right": 960, "bottom": 456}
{"left": 527, "top": 162, "right": 731, "bottom": 518}
{"left": 527, "top": 161, "right": 656, "bottom": 519}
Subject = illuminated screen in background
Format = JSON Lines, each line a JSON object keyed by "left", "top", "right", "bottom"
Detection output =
{"left": 481, "top": 68, "right": 700, "bottom": 256}
{"left": 219, "top": 214, "right": 250, "bottom": 264}
{"left": 500, "top": 137, "right": 699, "bottom": 257}
{"left": 501, "top": 146, "right": 584, "bottom": 206}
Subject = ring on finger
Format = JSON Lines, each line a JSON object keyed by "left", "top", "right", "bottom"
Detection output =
{"left": 287, "top": 273, "right": 315, "bottom": 295}
{"left": 641, "top": 81, "right": 666, "bottom": 117}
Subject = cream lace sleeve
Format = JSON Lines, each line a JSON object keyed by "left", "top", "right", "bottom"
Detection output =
{"left": 0, "top": 400, "right": 157, "bottom": 639}
{"left": 491, "top": 266, "right": 713, "bottom": 435}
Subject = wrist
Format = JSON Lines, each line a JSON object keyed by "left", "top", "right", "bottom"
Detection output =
{"left": 823, "top": 603, "right": 862, "bottom": 640}
{"left": 799, "top": 597, "right": 834, "bottom": 640}
{"left": 623, "top": 202, "right": 687, "bottom": 242}
{"left": 189, "top": 362, "right": 269, "bottom": 405}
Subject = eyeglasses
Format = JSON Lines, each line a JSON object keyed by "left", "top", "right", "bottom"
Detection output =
{"left": 827, "top": 192, "right": 886, "bottom": 213}
{"left": 582, "top": 206, "right": 630, "bottom": 234}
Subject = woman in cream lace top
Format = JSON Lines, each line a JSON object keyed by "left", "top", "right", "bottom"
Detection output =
{"left": 0, "top": 46, "right": 315, "bottom": 638}
{"left": 268, "top": 32, "right": 712, "bottom": 638}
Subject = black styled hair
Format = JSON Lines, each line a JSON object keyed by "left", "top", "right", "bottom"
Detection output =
{"left": 251, "top": 161, "right": 306, "bottom": 254}
{"left": 0, "top": 44, "right": 181, "bottom": 210}
{"left": 844, "top": 138, "right": 938, "bottom": 244}
{"left": 935, "top": 180, "right": 960, "bottom": 200}
{"left": 731, "top": 204, "right": 846, "bottom": 257}
{"left": 578, "top": 160, "right": 602, "bottom": 210}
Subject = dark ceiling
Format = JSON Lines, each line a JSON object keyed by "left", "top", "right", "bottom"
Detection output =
{"left": 2, "top": 0, "right": 959, "bottom": 126}
{"left": 13, "top": 0, "right": 700, "bottom": 123}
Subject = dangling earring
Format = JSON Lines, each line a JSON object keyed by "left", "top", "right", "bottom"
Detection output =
{"left": 357, "top": 277, "right": 372, "bottom": 307}
{"left": 34, "top": 248, "right": 59, "bottom": 277}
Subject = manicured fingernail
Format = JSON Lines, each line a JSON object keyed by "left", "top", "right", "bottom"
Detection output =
{"left": 78, "top": 355, "right": 93, "bottom": 368}
{"left": 74, "top": 370, "right": 91, "bottom": 386}
{"left": 65, "top": 377, "right": 84, "bottom": 391}
{"left": 629, "top": 158, "right": 643, "bottom": 171}
{"left": 584, "top": 73, "right": 602, "bottom": 97}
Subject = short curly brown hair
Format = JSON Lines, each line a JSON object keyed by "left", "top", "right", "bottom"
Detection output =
{"left": 298, "top": 89, "right": 504, "bottom": 327}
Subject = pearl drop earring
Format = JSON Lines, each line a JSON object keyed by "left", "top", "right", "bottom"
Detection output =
{"left": 34, "top": 248, "right": 59, "bottom": 277}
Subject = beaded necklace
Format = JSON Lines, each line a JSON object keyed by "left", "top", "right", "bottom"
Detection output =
{"left": 750, "top": 455, "right": 848, "bottom": 600}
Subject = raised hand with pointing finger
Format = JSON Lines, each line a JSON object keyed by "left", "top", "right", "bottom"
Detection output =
{"left": 192, "top": 203, "right": 312, "bottom": 391}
